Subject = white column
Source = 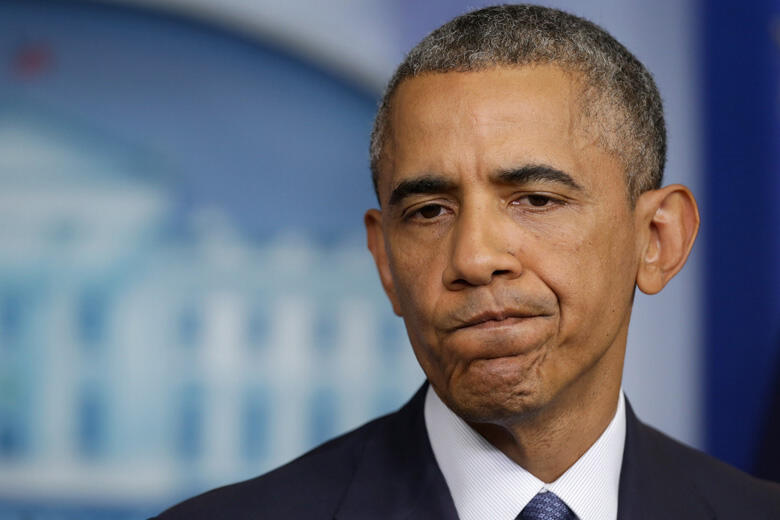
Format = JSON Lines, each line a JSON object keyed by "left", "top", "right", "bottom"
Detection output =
{"left": 266, "top": 296, "right": 312, "bottom": 467}
{"left": 333, "top": 298, "right": 376, "bottom": 429}
{"left": 200, "top": 291, "right": 245, "bottom": 481}
{"left": 38, "top": 291, "right": 79, "bottom": 465}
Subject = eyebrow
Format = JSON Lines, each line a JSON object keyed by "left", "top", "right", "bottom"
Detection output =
{"left": 387, "top": 164, "right": 582, "bottom": 207}
{"left": 388, "top": 175, "right": 457, "bottom": 206}
{"left": 496, "top": 164, "right": 583, "bottom": 191}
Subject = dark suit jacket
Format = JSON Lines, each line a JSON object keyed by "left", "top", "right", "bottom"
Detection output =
{"left": 156, "top": 385, "right": 780, "bottom": 519}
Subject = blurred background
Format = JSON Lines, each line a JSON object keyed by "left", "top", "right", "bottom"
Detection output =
{"left": 0, "top": 0, "right": 777, "bottom": 518}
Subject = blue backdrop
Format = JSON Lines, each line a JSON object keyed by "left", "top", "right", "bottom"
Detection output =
{"left": 0, "top": 1, "right": 423, "bottom": 517}
{"left": 702, "top": 0, "right": 780, "bottom": 473}
{"left": 0, "top": 0, "right": 779, "bottom": 518}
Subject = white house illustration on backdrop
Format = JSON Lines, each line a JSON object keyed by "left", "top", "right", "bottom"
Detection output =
{"left": 0, "top": 107, "right": 422, "bottom": 502}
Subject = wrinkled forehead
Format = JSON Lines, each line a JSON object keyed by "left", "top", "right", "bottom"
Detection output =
{"left": 376, "top": 66, "right": 617, "bottom": 201}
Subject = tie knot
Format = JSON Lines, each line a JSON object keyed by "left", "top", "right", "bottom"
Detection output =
{"left": 519, "top": 491, "right": 576, "bottom": 520}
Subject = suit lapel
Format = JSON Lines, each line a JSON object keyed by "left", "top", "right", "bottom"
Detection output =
{"left": 618, "top": 401, "right": 715, "bottom": 520}
{"left": 335, "top": 384, "right": 459, "bottom": 520}
{"left": 336, "top": 389, "right": 721, "bottom": 519}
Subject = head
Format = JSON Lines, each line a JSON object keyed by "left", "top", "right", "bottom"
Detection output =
{"left": 365, "top": 5, "right": 699, "bottom": 427}
{"left": 371, "top": 4, "right": 666, "bottom": 204}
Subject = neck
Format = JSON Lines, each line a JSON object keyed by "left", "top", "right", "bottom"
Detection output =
{"left": 469, "top": 340, "right": 624, "bottom": 483}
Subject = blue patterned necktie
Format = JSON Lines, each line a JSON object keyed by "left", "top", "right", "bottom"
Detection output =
{"left": 518, "top": 491, "right": 577, "bottom": 520}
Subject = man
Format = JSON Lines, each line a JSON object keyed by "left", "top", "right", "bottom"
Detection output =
{"left": 156, "top": 5, "right": 780, "bottom": 519}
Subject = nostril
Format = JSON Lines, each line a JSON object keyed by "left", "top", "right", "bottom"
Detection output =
{"left": 451, "top": 278, "right": 473, "bottom": 288}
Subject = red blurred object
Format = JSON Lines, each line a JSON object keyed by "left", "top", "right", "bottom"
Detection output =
{"left": 12, "top": 42, "right": 53, "bottom": 79}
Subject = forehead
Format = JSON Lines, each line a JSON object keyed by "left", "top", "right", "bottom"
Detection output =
{"left": 380, "top": 66, "right": 623, "bottom": 201}
{"left": 393, "top": 65, "right": 580, "bottom": 123}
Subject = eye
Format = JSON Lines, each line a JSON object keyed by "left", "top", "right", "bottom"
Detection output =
{"left": 509, "top": 193, "right": 566, "bottom": 211}
{"left": 526, "top": 194, "right": 552, "bottom": 207}
{"left": 414, "top": 204, "right": 446, "bottom": 219}
{"left": 401, "top": 200, "right": 454, "bottom": 224}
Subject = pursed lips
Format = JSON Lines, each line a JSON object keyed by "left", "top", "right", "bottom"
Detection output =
{"left": 450, "top": 309, "right": 551, "bottom": 331}
{"left": 439, "top": 307, "right": 557, "bottom": 359}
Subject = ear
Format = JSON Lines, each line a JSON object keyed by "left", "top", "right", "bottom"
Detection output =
{"left": 635, "top": 184, "right": 700, "bottom": 295}
{"left": 365, "top": 209, "right": 402, "bottom": 316}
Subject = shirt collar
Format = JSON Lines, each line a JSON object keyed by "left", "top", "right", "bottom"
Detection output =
{"left": 424, "top": 386, "right": 626, "bottom": 520}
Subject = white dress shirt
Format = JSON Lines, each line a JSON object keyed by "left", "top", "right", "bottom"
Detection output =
{"left": 424, "top": 386, "right": 626, "bottom": 520}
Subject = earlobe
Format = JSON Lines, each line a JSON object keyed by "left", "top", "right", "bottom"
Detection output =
{"left": 635, "top": 184, "right": 700, "bottom": 295}
{"left": 365, "top": 209, "right": 403, "bottom": 316}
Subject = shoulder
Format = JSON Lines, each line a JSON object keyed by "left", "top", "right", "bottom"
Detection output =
{"left": 153, "top": 412, "right": 392, "bottom": 520}
{"left": 636, "top": 419, "right": 780, "bottom": 515}
{"left": 152, "top": 384, "right": 434, "bottom": 519}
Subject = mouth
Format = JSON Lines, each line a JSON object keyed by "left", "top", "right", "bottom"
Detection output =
{"left": 452, "top": 310, "right": 549, "bottom": 331}
{"left": 442, "top": 307, "right": 555, "bottom": 360}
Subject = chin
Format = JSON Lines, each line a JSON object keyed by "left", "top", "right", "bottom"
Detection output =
{"left": 437, "top": 363, "right": 548, "bottom": 425}
{"left": 447, "top": 388, "right": 547, "bottom": 425}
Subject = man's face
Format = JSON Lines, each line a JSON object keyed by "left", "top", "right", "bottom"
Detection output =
{"left": 367, "top": 66, "right": 643, "bottom": 424}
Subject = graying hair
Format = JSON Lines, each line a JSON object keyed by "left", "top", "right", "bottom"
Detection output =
{"left": 369, "top": 4, "right": 665, "bottom": 204}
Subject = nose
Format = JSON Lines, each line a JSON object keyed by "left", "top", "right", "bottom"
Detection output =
{"left": 442, "top": 203, "right": 523, "bottom": 289}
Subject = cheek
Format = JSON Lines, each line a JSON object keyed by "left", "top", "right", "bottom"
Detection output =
{"left": 387, "top": 237, "right": 445, "bottom": 320}
{"left": 537, "top": 221, "right": 635, "bottom": 333}
{"left": 386, "top": 235, "right": 458, "bottom": 375}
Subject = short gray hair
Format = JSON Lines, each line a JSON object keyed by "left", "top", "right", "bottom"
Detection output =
{"left": 369, "top": 4, "right": 665, "bottom": 204}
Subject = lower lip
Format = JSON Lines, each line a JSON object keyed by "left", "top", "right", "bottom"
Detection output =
{"left": 447, "top": 316, "right": 551, "bottom": 357}
{"left": 465, "top": 316, "right": 539, "bottom": 330}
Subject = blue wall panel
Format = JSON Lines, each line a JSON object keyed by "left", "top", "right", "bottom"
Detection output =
{"left": 703, "top": 0, "right": 780, "bottom": 472}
